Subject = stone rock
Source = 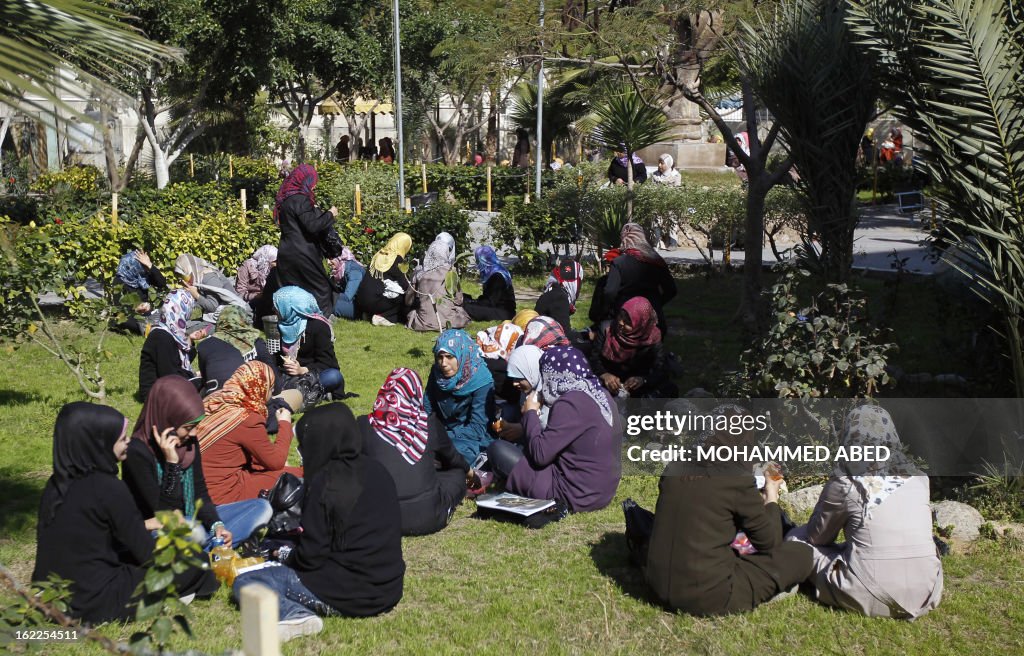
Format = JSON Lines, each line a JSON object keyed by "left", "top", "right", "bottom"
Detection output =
{"left": 783, "top": 484, "right": 824, "bottom": 517}
{"left": 931, "top": 500, "right": 984, "bottom": 541}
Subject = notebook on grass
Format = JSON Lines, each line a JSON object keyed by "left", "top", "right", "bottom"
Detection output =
{"left": 475, "top": 492, "right": 556, "bottom": 517}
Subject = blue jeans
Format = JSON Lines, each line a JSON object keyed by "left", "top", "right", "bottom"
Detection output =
{"left": 233, "top": 564, "right": 336, "bottom": 620}
{"left": 196, "top": 499, "right": 273, "bottom": 550}
{"left": 333, "top": 263, "right": 365, "bottom": 319}
{"left": 319, "top": 368, "right": 344, "bottom": 394}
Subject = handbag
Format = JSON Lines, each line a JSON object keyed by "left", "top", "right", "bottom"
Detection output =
{"left": 320, "top": 225, "right": 345, "bottom": 260}
{"left": 264, "top": 472, "right": 304, "bottom": 537}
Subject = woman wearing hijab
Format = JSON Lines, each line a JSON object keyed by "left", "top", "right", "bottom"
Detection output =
{"left": 518, "top": 315, "right": 571, "bottom": 351}
{"left": 607, "top": 148, "right": 648, "bottom": 186}
{"left": 275, "top": 163, "right": 341, "bottom": 315}
{"left": 425, "top": 329, "right": 496, "bottom": 462}
{"left": 356, "top": 232, "right": 412, "bottom": 325}
{"left": 233, "top": 403, "right": 405, "bottom": 642}
{"left": 787, "top": 405, "right": 943, "bottom": 619}
{"left": 464, "top": 246, "right": 516, "bottom": 322}
{"left": 330, "top": 247, "right": 366, "bottom": 319}
{"left": 361, "top": 368, "right": 471, "bottom": 535}
{"left": 378, "top": 137, "right": 396, "bottom": 164}
{"left": 651, "top": 153, "right": 681, "bottom": 187}
{"left": 512, "top": 128, "right": 531, "bottom": 168}
{"left": 122, "top": 376, "right": 273, "bottom": 550}
{"left": 197, "top": 361, "right": 302, "bottom": 505}
{"left": 594, "top": 223, "right": 677, "bottom": 334}
{"left": 535, "top": 259, "right": 583, "bottom": 335}
{"left": 33, "top": 402, "right": 218, "bottom": 623}
{"left": 512, "top": 309, "right": 539, "bottom": 330}
{"left": 173, "top": 253, "right": 250, "bottom": 319}
{"left": 486, "top": 346, "right": 622, "bottom": 513}
{"left": 197, "top": 305, "right": 278, "bottom": 397}
{"left": 235, "top": 245, "right": 278, "bottom": 303}
{"left": 114, "top": 249, "right": 167, "bottom": 335}
{"left": 406, "top": 232, "right": 470, "bottom": 331}
{"left": 491, "top": 344, "right": 545, "bottom": 443}
{"left": 138, "top": 289, "right": 202, "bottom": 401}
{"left": 589, "top": 296, "right": 678, "bottom": 399}
{"left": 644, "top": 405, "right": 813, "bottom": 616}
{"left": 273, "top": 286, "right": 344, "bottom": 403}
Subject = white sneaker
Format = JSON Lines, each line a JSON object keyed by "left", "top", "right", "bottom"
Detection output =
{"left": 178, "top": 593, "right": 196, "bottom": 606}
{"left": 278, "top": 615, "right": 324, "bottom": 642}
{"left": 371, "top": 314, "right": 395, "bottom": 327}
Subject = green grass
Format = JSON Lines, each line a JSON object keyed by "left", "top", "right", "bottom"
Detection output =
{"left": 2, "top": 273, "right": 1020, "bottom": 654}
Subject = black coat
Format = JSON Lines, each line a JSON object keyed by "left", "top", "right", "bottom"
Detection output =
{"left": 465, "top": 275, "right": 516, "bottom": 322}
{"left": 608, "top": 159, "right": 648, "bottom": 185}
{"left": 276, "top": 318, "right": 339, "bottom": 374}
{"left": 197, "top": 336, "right": 279, "bottom": 396}
{"left": 356, "top": 260, "right": 409, "bottom": 322}
{"left": 121, "top": 439, "right": 221, "bottom": 530}
{"left": 277, "top": 194, "right": 335, "bottom": 315}
{"left": 535, "top": 286, "right": 572, "bottom": 335}
{"left": 599, "top": 253, "right": 677, "bottom": 331}
{"left": 137, "top": 329, "right": 200, "bottom": 401}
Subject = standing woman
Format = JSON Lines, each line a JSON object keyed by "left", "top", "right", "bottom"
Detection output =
{"left": 597, "top": 223, "right": 677, "bottom": 334}
{"left": 33, "top": 403, "right": 217, "bottom": 624}
{"left": 273, "top": 286, "right": 344, "bottom": 404}
{"left": 361, "top": 368, "right": 470, "bottom": 536}
{"left": 425, "top": 329, "right": 496, "bottom": 462}
{"left": 197, "top": 361, "right": 302, "bottom": 505}
{"left": 122, "top": 376, "right": 272, "bottom": 549}
{"left": 356, "top": 232, "right": 412, "bottom": 325}
{"left": 464, "top": 246, "right": 516, "bottom": 322}
{"left": 487, "top": 346, "right": 622, "bottom": 513}
{"left": 138, "top": 289, "right": 202, "bottom": 402}
{"left": 275, "top": 163, "right": 340, "bottom": 315}
{"left": 235, "top": 244, "right": 278, "bottom": 304}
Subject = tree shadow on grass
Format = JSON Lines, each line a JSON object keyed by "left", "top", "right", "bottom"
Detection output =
{"left": 0, "top": 472, "right": 44, "bottom": 543}
{"left": 589, "top": 531, "right": 660, "bottom": 605}
{"left": 0, "top": 389, "right": 44, "bottom": 407}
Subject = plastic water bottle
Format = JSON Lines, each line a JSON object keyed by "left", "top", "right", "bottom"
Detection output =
{"left": 208, "top": 538, "right": 236, "bottom": 583}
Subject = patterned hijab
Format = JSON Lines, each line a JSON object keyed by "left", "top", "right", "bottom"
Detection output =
{"left": 518, "top": 316, "right": 570, "bottom": 350}
{"left": 422, "top": 232, "right": 456, "bottom": 272}
{"left": 173, "top": 253, "right": 219, "bottom": 285}
{"left": 214, "top": 304, "right": 260, "bottom": 354}
{"left": 368, "top": 368, "right": 430, "bottom": 465}
{"left": 474, "top": 245, "right": 512, "bottom": 286}
{"left": 329, "top": 247, "right": 361, "bottom": 282}
{"left": 620, "top": 223, "right": 665, "bottom": 267}
{"left": 131, "top": 376, "right": 206, "bottom": 470}
{"left": 370, "top": 232, "right": 413, "bottom": 279}
{"left": 837, "top": 405, "right": 923, "bottom": 517}
{"left": 274, "top": 163, "right": 318, "bottom": 224}
{"left": 250, "top": 245, "right": 278, "bottom": 288}
{"left": 512, "top": 309, "right": 539, "bottom": 330}
{"left": 273, "top": 286, "right": 333, "bottom": 345}
{"left": 477, "top": 322, "right": 523, "bottom": 360}
{"left": 196, "top": 361, "right": 274, "bottom": 452}
{"left": 602, "top": 296, "right": 662, "bottom": 364}
{"left": 431, "top": 329, "right": 493, "bottom": 396}
{"left": 545, "top": 259, "right": 583, "bottom": 313}
{"left": 539, "top": 346, "right": 614, "bottom": 426}
{"left": 116, "top": 251, "right": 149, "bottom": 290}
{"left": 155, "top": 289, "right": 195, "bottom": 370}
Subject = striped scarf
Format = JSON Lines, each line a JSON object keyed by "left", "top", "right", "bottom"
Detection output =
{"left": 368, "top": 368, "right": 430, "bottom": 464}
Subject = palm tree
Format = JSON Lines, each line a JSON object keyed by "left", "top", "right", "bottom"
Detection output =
{"left": 508, "top": 69, "right": 596, "bottom": 166}
{"left": 0, "top": 0, "right": 178, "bottom": 121}
{"left": 589, "top": 87, "right": 671, "bottom": 220}
{"left": 848, "top": 0, "right": 1024, "bottom": 396}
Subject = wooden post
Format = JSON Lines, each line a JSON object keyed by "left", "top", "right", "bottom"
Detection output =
{"left": 486, "top": 166, "right": 492, "bottom": 213}
{"left": 421, "top": 163, "right": 428, "bottom": 193}
{"left": 229, "top": 155, "right": 234, "bottom": 178}
{"left": 240, "top": 189, "right": 247, "bottom": 222}
{"left": 524, "top": 193, "right": 530, "bottom": 205}
{"left": 111, "top": 192, "right": 118, "bottom": 223}
{"left": 364, "top": 161, "right": 368, "bottom": 172}
{"left": 354, "top": 184, "right": 362, "bottom": 216}
{"left": 240, "top": 583, "right": 280, "bottom": 656}
{"left": 551, "top": 141, "right": 556, "bottom": 162}
{"left": 405, "top": 197, "right": 412, "bottom": 214}
{"left": 465, "top": 141, "right": 471, "bottom": 162}
{"left": 189, "top": 153, "right": 194, "bottom": 178}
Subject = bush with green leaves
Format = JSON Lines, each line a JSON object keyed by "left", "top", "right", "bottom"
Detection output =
{"left": 730, "top": 266, "right": 896, "bottom": 398}
{"left": 490, "top": 196, "right": 576, "bottom": 271}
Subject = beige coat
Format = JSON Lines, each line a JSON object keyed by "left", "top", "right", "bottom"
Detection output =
{"left": 405, "top": 266, "right": 470, "bottom": 332}
{"left": 788, "top": 475, "right": 942, "bottom": 619}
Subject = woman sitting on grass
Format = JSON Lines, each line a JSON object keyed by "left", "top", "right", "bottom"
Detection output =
{"left": 518, "top": 315, "right": 571, "bottom": 351}
{"left": 197, "top": 361, "right": 302, "bottom": 505}
{"left": 491, "top": 344, "right": 545, "bottom": 443}
{"left": 114, "top": 249, "right": 167, "bottom": 335}
{"left": 233, "top": 403, "right": 405, "bottom": 643}
{"left": 464, "top": 245, "right": 516, "bottom": 322}
{"left": 588, "top": 296, "right": 679, "bottom": 399}
{"left": 138, "top": 289, "right": 202, "bottom": 401}
{"left": 33, "top": 402, "right": 218, "bottom": 624}
{"left": 356, "top": 232, "right": 412, "bottom": 326}
{"left": 534, "top": 259, "right": 583, "bottom": 336}
{"left": 174, "top": 253, "right": 250, "bottom": 319}
{"left": 273, "top": 286, "right": 344, "bottom": 406}
{"left": 787, "top": 405, "right": 943, "bottom": 619}
{"left": 330, "top": 247, "right": 366, "bottom": 320}
{"left": 487, "top": 346, "right": 622, "bottom": 513}
{"left": 592, "top": 223, "right": 676, "bottom": 334}
{"left": 122, "top": 376, "right": 272, "bottom": 550}
{"left": 234, "top": 244, "right": 278, "bottom": 304}
{"left": 361, "top": 368, "right": 470, "bottom": 536}
{"left": 197, "top": 304, "right": 278, "bottom": 397}
{"left": 425, "top": 329, "right": 496, "bottom": 462}
{"left": 405, "top": 232, "right": 470, "bottom": 331}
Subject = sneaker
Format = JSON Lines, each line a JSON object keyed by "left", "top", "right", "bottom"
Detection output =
{"left": 466, "top": 470, "right": 494, "bottom": 498}
{"left": 278, "top": 615, "right": 324, "bottom": 642}
{"left": 371, "top": 314, "right": 395, "bottom": 327}
{"left": 178, "top": 593, "right": 196, "bottom": 606}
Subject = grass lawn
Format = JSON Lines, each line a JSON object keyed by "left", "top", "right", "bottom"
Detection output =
{"left": 2, "top": 273, "right": 1020, "bottom": 654}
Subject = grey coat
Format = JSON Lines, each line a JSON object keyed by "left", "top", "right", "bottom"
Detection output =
{"left": 405, "top": 266, "right": 470, "bottom": 332}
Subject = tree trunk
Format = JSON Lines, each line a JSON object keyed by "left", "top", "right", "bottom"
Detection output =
{"left": 742, "top": 177, "right": 768, "bottom": 330}
{"left": 486, "top": 88, "right": 499, "bottom": 162}
{"left": 626, "top": 147, "right": 634, "bottom": 222}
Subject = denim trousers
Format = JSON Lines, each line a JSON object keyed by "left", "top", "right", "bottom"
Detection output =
{"left": 333, "top": 263, "right": 365, "bottom": 319}
{"left": 193, "top": 498, "right": 273, "bottom": 550}
{"left": 233, "top": 564, "right": 336, "bottom": 621}
{"left": 318, "top": 368, "right": 344, "bottom": 394}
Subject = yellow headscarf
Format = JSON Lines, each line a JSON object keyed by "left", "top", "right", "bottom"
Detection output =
{"left": 512, "top": 309, "right": 539, "bottom": 330}
{"left": 369, "top": 232, "right": 413, "bottom": 279}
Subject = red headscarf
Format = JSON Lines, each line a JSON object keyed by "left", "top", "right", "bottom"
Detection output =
{"left": 368, "top": 368, "right": 430, "bottom": 464}
{"left": 274, "top": 163, "right": 318, "bottom": 224}
{"left": 131, "top": 376, "right": 206, "bottom": 469}
{"left": 518, "top": 316, "right": 571, "bottom": 350}
{"left": 601, "top": 296, "right": 662, "bottom": 364}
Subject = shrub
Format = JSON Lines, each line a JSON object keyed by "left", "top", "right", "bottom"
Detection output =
{"left": 30, "top": 165, "right": 107, "bottom": 225}
{"left": 490, "top": 196, "right": 575, "bottom": 271}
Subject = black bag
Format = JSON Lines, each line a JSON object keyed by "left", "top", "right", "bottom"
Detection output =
{"left": 279, "top": 370, "right": 325, "bottom": 409}
{"left": 622, "top": 498, "right": 654, "bottom": 567}
{"left": 265, "top": 472, "right": 304, "bottom": 537}
{"left": 320, "top": 225, "right": 345, "bottom": 260}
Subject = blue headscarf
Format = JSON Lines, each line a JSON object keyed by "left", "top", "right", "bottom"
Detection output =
{"left": 474, "top": 246, "right": 512, "bottom": 286}
{"left": 116, "top": 251, "right": 149, "bottom": 290}
{"left": 273, "top": 286, "right": 331, "bottom": 345}
{"left": 431, "top": 329, "right": 493, "bottom": 396}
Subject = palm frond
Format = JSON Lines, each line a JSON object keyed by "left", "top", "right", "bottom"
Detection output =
{"left": 589, "top": 87, "right": 671, "bottom": 155}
